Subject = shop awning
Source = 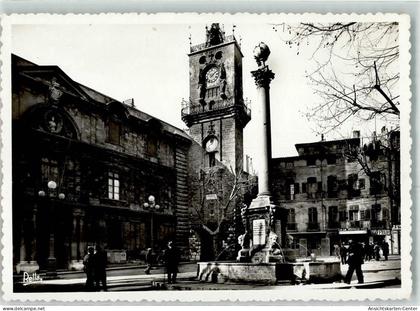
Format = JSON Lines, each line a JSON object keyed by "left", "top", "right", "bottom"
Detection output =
{"left": 288, "top": 231, "right": 327, "bottom": 235}
{"left": 339, "top": 229, "right": 367, "bottom": 235}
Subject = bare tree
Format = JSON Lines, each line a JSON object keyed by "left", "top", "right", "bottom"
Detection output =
{"left": 274, "top": 22, "right": 400, "bottom": 135}
{"left": 190, "top": 165, "right": 256, "bottom": 259}
{"left": 343, "top": 129, "right": 400, "bottom": 225}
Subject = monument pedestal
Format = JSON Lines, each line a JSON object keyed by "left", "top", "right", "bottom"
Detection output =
{"left": 241, "top": 195, "right": 287, "bottom": 263}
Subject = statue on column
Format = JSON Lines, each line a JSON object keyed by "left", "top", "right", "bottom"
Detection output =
{"left": 253, "top": 42, "right": 271, "bottom": 67}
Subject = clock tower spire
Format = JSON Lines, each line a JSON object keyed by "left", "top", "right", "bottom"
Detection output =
{"left": 181, "top": 24, "right": 251, "bottom": 173}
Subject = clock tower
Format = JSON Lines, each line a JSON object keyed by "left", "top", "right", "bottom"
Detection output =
{"left": 181, "top": 24, "right": 251, "bottom": 172}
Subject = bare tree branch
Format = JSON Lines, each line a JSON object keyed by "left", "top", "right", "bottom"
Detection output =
{"left": 274, "top": 22, "right": 400, "bottom": 134}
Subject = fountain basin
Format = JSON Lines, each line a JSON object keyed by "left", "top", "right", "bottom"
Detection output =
{"left": 292, "top": 260, "right": 342, "bottom": 283}
{"left": 197, "top": 260, "right": 342, "bottom": 284}
{"left": 197, "top": 262, "right": 294, "bottom": 284}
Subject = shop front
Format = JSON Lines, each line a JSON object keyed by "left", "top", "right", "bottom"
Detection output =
{"left": 338, "top": 229, "right": 369, "bottom": 245}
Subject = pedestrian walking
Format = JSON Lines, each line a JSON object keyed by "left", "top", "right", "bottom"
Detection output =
{"left": 93, "top": 245, "right": 107, "bottom": 291}
{"left": 83, "top": 246, "right": 95, "bottom": 291}
{"left": 344, "top": 240, "right": 364, "bottom": 284}
{"left": 339, "top": 243, "right": 347, "bottom": 264}
{"left": 163, "top": 240, "right": 180, "bottom": 284}
{"left": 144, "top": 248, "right": 153, "bottom": 274}
{"left": 366, "top": 242, "right": 374, "bottom": 261}
{"left": 382, "top": 241, "right": 389, "bottom": 261}
{"left": 374, "top": 242, "right": 381, "bottom": 261}
{"left": 361, "top": 242, "right": 366, "bottom": 261}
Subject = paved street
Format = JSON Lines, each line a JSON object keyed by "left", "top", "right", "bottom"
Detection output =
{"left": 341, "top": 255, "right": 401, "bottom": 285}
{"left": 14, "top": 255, "right": 400, "bottom": 292}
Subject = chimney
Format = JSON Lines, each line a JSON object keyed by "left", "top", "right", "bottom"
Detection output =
{"left": 123, "top": 98, "right": 135, "bottom": 107}
{"left": 353, "top": 130, "right": 360, "bottom": 138}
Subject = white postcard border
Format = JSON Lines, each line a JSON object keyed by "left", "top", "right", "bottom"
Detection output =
{"left": 0, "top": 12, "right": 412, "bottom": 302}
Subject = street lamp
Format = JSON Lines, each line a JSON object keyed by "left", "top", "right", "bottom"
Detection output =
{"left": 143, "top": 195, "right": 161, "bottom": 250}
{"left": 38, "top": 180, "right": 65, "bottom": 277}
{"left": 143, "top": 195, "right": 160, "bottom": 210}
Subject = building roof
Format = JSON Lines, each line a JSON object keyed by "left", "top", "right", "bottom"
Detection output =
{"left": 12, "top": 54, "right": 191, "bottom": 141}
{"left": 294, "top": 137, "right": 360, "bottom": 150}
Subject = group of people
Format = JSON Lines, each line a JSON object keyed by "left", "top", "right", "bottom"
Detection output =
{"left": 83, "top": 245, "right": 108, "bottom": 291}
{"left": 336, "top": 240, "right": 390, "bottom": 265}
{"left": 144, "top": 241, "right": 180, "bottom": 284}
{"left": 83, "top": 240, "right": 180, "bottom": 291}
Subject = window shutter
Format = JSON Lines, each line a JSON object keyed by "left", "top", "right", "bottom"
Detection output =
{"left": 383, "top": 208, "right": 389, "bottom": 220}
{"left": 317, "top": 181, "right": 322, "bottom": 192}
{"left": 365, "top": 209, "right": 371, "bottom": 220}
{"left": 302, "top": 182, "right": 307, "bottom": 193}
{"left": 294, "top": 183, "right": 300, "bottom": 194}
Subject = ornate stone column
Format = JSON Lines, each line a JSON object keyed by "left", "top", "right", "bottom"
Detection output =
{"left": 68, "top": 210, "right": 84, "bottom": 271}
{"left": 251, "top": 65, "right": 275, "bottom": 198}
{"left": 239, "top": 42, "right": 287, "bottom": 263}
{"left": 16, "top": 206, "right": 39, "bottom": 274}
{"left": 249, "top": 42, "right": 275, "bottom": 209}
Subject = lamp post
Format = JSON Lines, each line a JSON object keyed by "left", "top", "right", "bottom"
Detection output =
{"left": 38, "top": 180, "right": 65, "bottom": 277}
{"left": 143, "top": 195, "right": 160, "bottom": 250}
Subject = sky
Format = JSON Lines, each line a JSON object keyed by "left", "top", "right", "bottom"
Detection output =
{"left": 11, "top": 21, "right": 387, "bottom": 165}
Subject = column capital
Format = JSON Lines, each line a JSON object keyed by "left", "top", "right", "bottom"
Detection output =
{"left": 251, "top": 65, "right": 275, "bottom": 88}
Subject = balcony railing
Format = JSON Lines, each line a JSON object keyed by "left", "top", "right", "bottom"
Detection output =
{"left": 307, "top": 222, "right": 320, "bottom": 231}
{"left": 287, "top": 223, "right": 297, "bottom": 231}
{"left": 181, "top": 97, "right": 251, "bottom": 118}
{"left": 190, "top": 35, "right": 237, "bottom": 53}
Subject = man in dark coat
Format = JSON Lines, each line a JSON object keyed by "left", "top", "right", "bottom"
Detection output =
{"left": 93, "top": 245, "right": 107, "bottom": 291}
{"left": 365, "top": 242, "right": 374, "bottom": 261}
{"left": 382, "top": 241, "right": 389, "bottom": 261}
{"left": 339, "top": 243, "right": 347, "bottom": 264}
{"left": 144, "top": 248, "right": 153, "bottom": 275}
{"left": 164, "top": 241, "right": 180, "bottom": 284}
{"left": 374, "top": 242, "right": 381, "bottom": 261}
{"left": 344, "top": 240, "right": 364, "bottom": 284}
{"left": 83, "top": 246, "right": 95, "bottom": 291}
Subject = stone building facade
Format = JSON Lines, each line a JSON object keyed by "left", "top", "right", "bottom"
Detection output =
{"left": 12, "top": 54, "right": 199, "bottom": 272}
{"left": 270, "top": 131, "right": 401, "bottom": 257}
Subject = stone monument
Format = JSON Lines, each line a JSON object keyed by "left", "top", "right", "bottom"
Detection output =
{"left": 237, "top": 42, "right": 287, "bottom": 264}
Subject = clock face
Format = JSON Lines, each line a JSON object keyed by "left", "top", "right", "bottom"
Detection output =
{"left": 205, "top": 67, "right": 220, "bottom": 84}
{"left": 206, "top": 137, "right": 219, "bottom": 153}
